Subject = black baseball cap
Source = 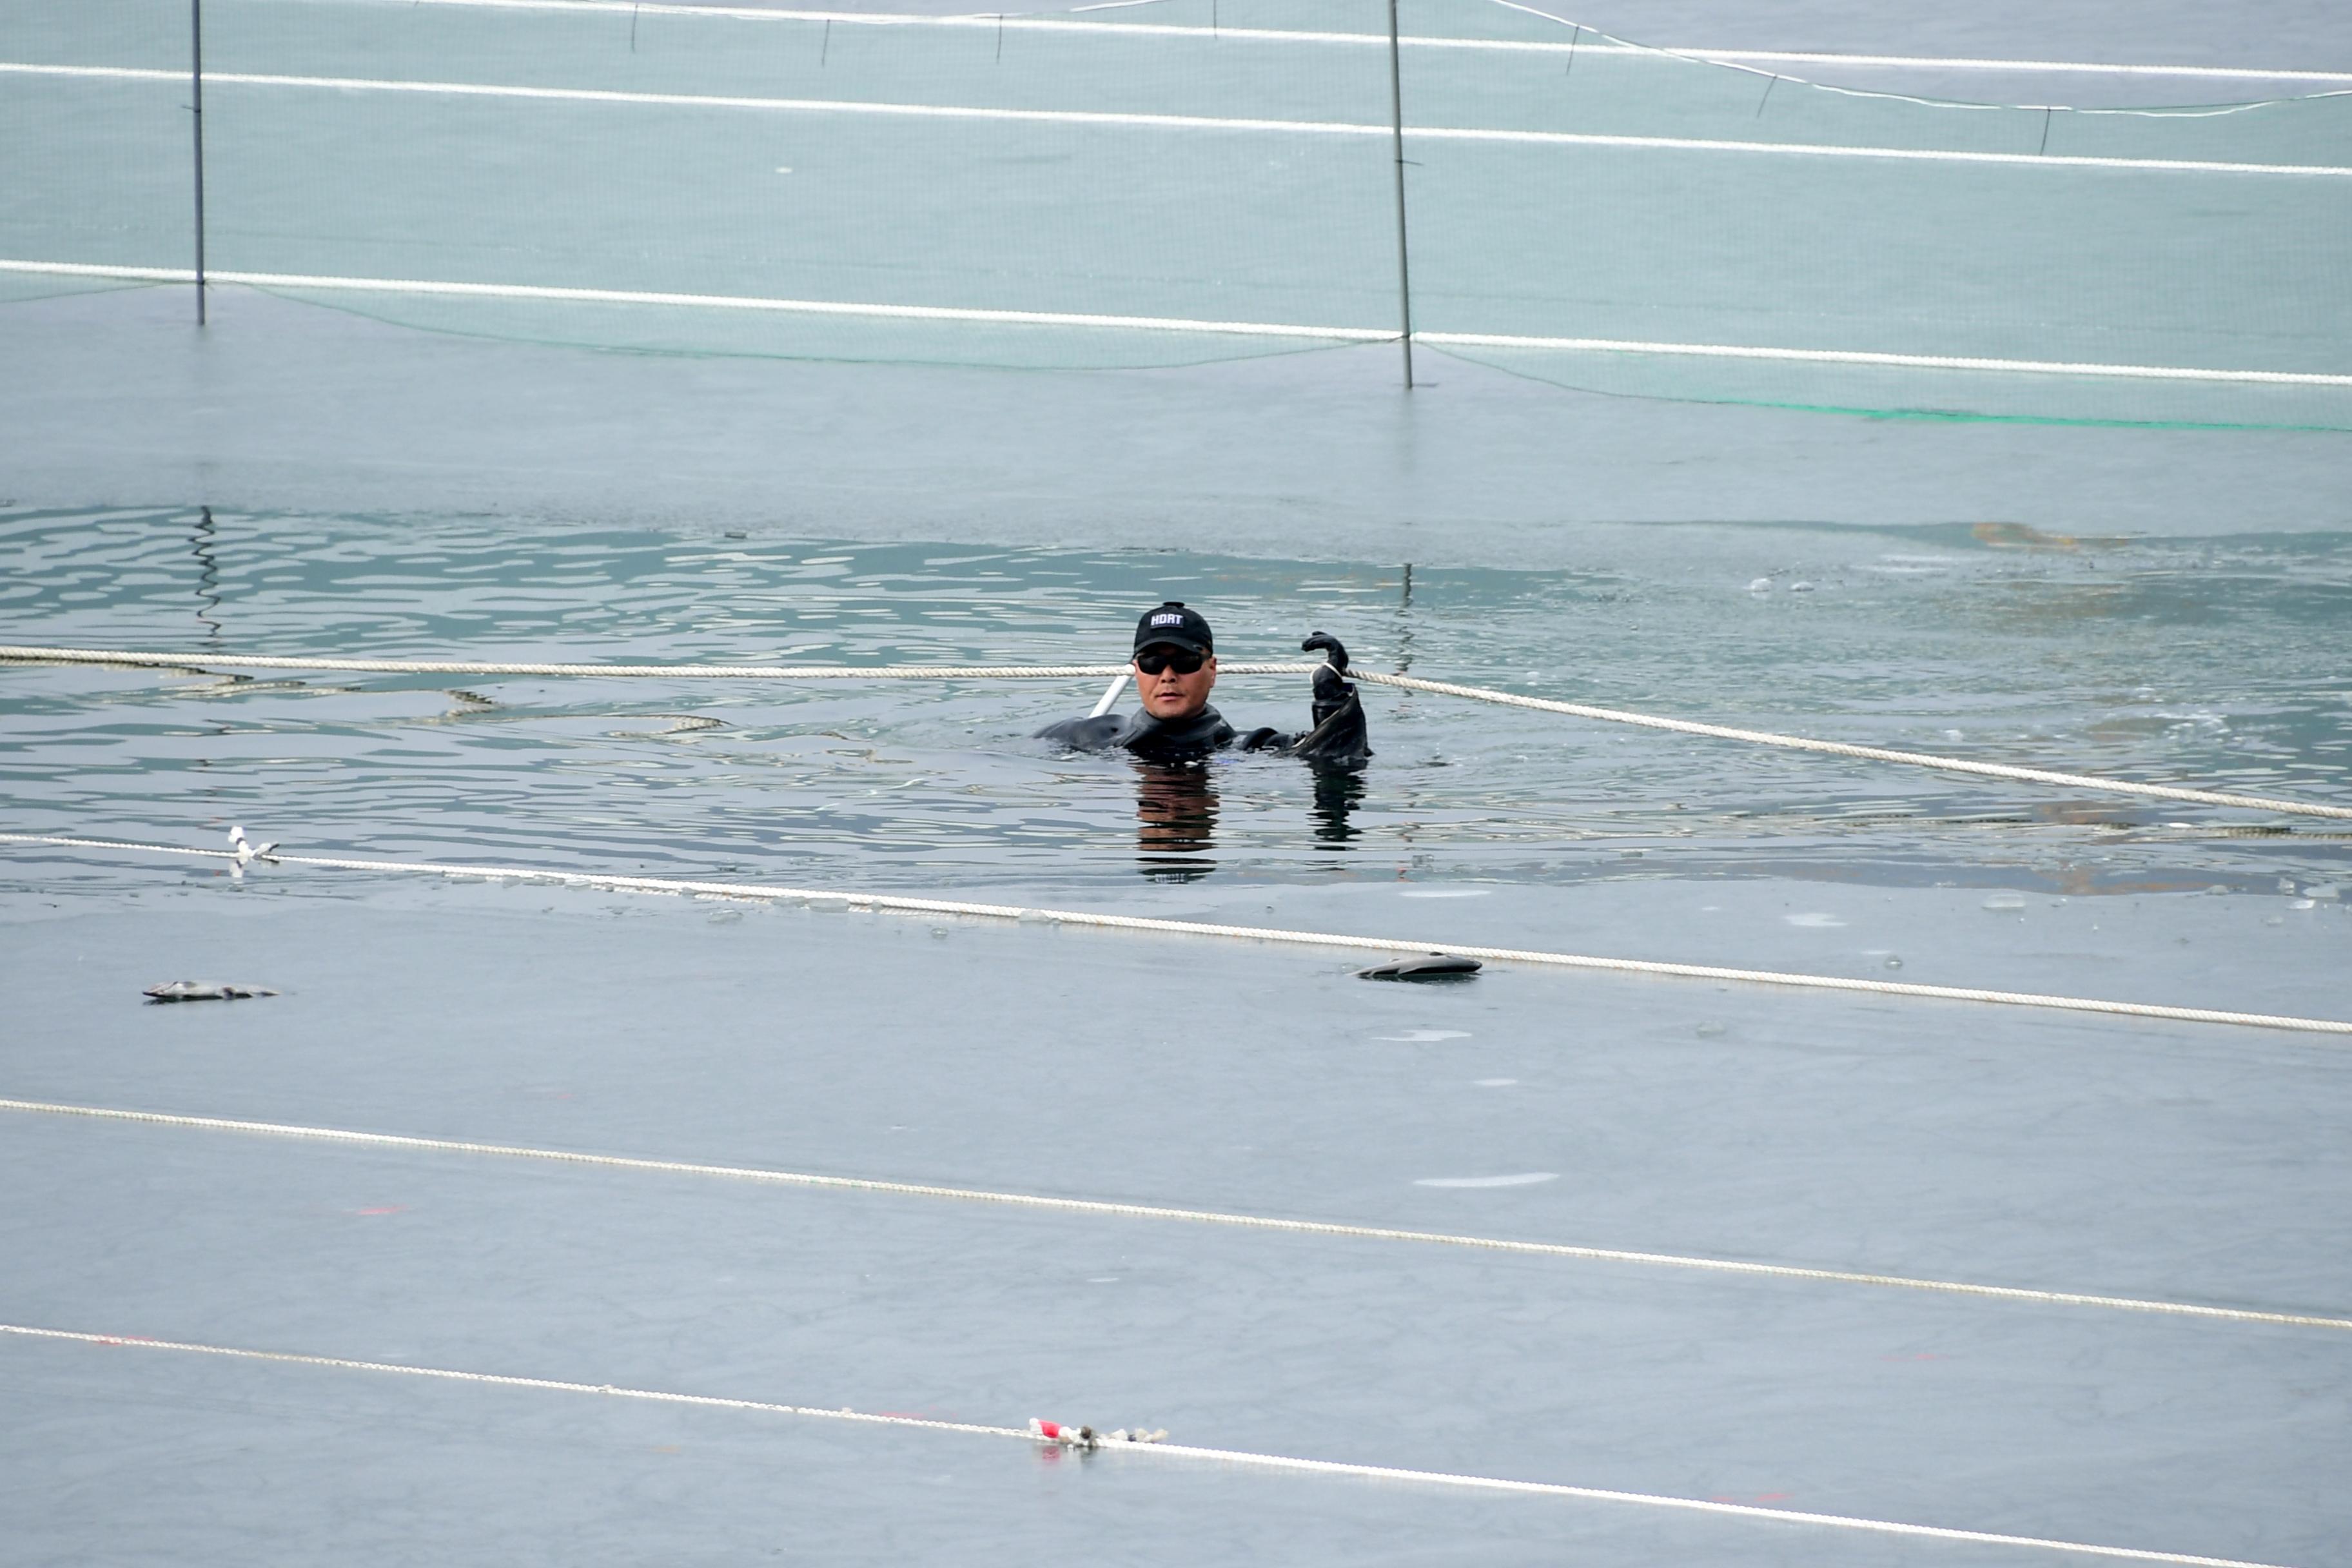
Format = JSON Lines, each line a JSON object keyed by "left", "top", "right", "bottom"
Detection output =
{"left": 1133, "top": 600, "right": 1213, "bottom": 656}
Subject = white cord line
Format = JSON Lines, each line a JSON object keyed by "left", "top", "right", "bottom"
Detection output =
{"left": 325, "top": 0, "right": 2352, "bottom": 83}
{"left": 1343, "top": 672, "right": 2352, "bottom": 821}
{"left": 5, "top": 642, "right": 2347, "bottom": 821}
{"left": 8, "top": 255, "right": 2352, "bottom": 389}
{"left": 0, "top": 1321, "right": 1024, "bottom": 1436}
{"left": 0, "top": 643, "right": 1305, "bottom": 679}
{"left": 8, "top": 1096, "right": 2346, "bottom": 1333}
{"left": 0, "top": 1322, "right": 2300, "bottom": 1567}
{"left": 5, "top": 832, "right": 2349, "bottom": 1037}
{"left": 12, "top": 257, "right": 2352, "bottom": 390}
{"left": 0, "top": 255, "right": 1372, "bottom": 340}
{"left": 1412, "top": 330, "right": 2352, "bottom": 387}
{"left": 11, "top": 65, "right": 2352, "bottom": 178}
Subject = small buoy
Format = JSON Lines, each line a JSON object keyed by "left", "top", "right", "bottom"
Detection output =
{"left": 1355, "top": 953, "right": 1481, "bottom": 982}
{"left": 1030, "top": 1418, "right": 1164, "bottom": 1447}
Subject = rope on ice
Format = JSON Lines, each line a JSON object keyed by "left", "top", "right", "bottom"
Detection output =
{"left": 6, "top": 1095, "right": 2345, "bottom": 1331}
{"left": 0, "top": 1322, "right": 2301, "bottom": 1567}
{"left": 3, "top": 829, "right": 2347, "bottom": 1037}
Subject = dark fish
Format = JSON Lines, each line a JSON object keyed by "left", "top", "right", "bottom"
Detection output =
{"left": 1355, "top": 954, "right": 1482, "bottom": 982}
{"left": 144, "top": 981, "right": 279, "bottom": 1003}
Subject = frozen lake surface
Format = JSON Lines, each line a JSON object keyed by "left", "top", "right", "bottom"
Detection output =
{"left": 5, "top": 2, "right": 2351, "bottom": 1560}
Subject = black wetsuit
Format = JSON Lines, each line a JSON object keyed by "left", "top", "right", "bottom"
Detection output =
{"left": 1035, "top": 660, "right": 1372, "bottom": 767}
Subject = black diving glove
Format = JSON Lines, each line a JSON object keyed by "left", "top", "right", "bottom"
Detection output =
{"left": 1302, "top": 631, "right": 1350, "bottom": 674}
{"left": 1302, "top": 631, "right": 1354, "bottom": 729}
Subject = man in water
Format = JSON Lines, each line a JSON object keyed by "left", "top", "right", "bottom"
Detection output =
{"left": 1034, "top": 601, "right": 1371, "bottom": 767}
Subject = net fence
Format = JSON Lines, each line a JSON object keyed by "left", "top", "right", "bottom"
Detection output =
{"left": 5, "top": 0, "right": 2349, "bottom": 426}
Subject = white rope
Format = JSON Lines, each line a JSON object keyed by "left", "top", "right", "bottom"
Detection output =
{"left": 0, "top": 642, "right": 1291, "bottom": 679}
{"left": 5, "top": 831, "right": 2348, "bottom": 1037}
{"left": 0, "top": 1322, "right": 2297, "bottom": 1566}
{"left": 5, "top": 641, "right": 2347, "bottom": 821}
{"left": 10, "top": 69, "right": 2351, "bottom": 177}
{"left": 14, "top": 251, "right": 2352, "bottom": 380}
{"left": 1343, "top": 672, "right": 2352, "bottom": 821}
{"left": 9, "top": 1096, "right": 2344, "bottom": 1332}
{"left": 299, "top": 0, "right": 2352, "bottom": 84}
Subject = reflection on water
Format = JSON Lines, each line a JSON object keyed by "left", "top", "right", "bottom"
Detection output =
{"left": 1135, "top": 762, "right": 1217, "bottom": 882}
{"left": 1310, "top": 762, "right": 1364, "bottom": 850}
{"left": 189, "top": 505, "right": 223, "bottom": 641}
{"left": 2, "top": 503, "right": 2349, "bottom": 897}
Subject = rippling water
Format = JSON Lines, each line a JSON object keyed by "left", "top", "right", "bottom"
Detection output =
{"left": 3, "top": 504, "right": 2347, "bottom": 896}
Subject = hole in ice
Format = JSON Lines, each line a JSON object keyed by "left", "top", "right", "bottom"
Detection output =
{"left": 1415, "top": 1173, "right": 1558, "bottom": 1189}
{"left": 1784, "top": 912, "right": 1845, "bottom": 928}
{"left": 1378, "top": 1030, "right": 1471, "bottom": 1042}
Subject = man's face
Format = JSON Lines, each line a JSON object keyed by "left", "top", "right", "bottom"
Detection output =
{"left": 1133, "top": 643, "right": 1217, "bottom": 720}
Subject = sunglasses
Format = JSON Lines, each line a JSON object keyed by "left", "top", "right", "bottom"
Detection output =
{"left": 1135, "top": 647, "right": 1206, "bottom": 676}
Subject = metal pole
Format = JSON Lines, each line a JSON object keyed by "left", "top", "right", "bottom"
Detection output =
{"left": 191, "top": 0, "right": 207, "bottom": 324}
{"left": 1384, "top": 0, "right": 1413, "bottom": 389}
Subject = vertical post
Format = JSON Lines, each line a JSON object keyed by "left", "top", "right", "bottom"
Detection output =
{"left": 1384, "top": 0, "right": 1413, "bottom": 389}
{"left": 191, "top": 0, "right": 208, "bottom": 324}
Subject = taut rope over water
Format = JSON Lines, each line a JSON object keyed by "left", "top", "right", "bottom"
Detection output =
{"left": 3, "top": 643, "right": 2347, "bottom": 820}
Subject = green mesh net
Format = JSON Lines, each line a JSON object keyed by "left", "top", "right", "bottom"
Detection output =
{"left": 5, "top": 0, "right": 2349, "bottom": 424}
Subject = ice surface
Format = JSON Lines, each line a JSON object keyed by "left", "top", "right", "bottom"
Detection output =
{"left": 2, "top": 881, "right": 2349, "bottom": 1565}
{"left": 5, "top": 4, "right": 2350, "bottom": 1560}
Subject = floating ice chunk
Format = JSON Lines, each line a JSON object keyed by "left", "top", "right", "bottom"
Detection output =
{"left": 1694, "top": 1022, "right": 1727, "bottom": 1037}
{"left": 2306, "top": 884, "right": 2340, "bottom": 900}
{"left": 1474, "top": 1077, "right": 1518, "bottom": 1087}
{"left": 2292, "top": 898, "right": 2317, "bottom": 910}
{"left": 1785, "top": 912, "right": 1845, "bottom": 928}
{"left": 1747, "top": 578, "right": 1772, "bottom": 593}
{"left": 1787, "top": 580, "right": 1816, "bottom": 592}
{"left": 1400, "top": 888, "right": 1488, "bottom": 899}
{"left": 1982, "top": 892, "right": 2027, "bottom": 911}
{"left": 1884, "top": 956, "right": 1904, "bottom": 970}
{"left": 1416, "top": 1173, "right": 1558, "bottom": 1189}
{"left": 1379, "top": 1030, "right": 1472, "bottom": 1042}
